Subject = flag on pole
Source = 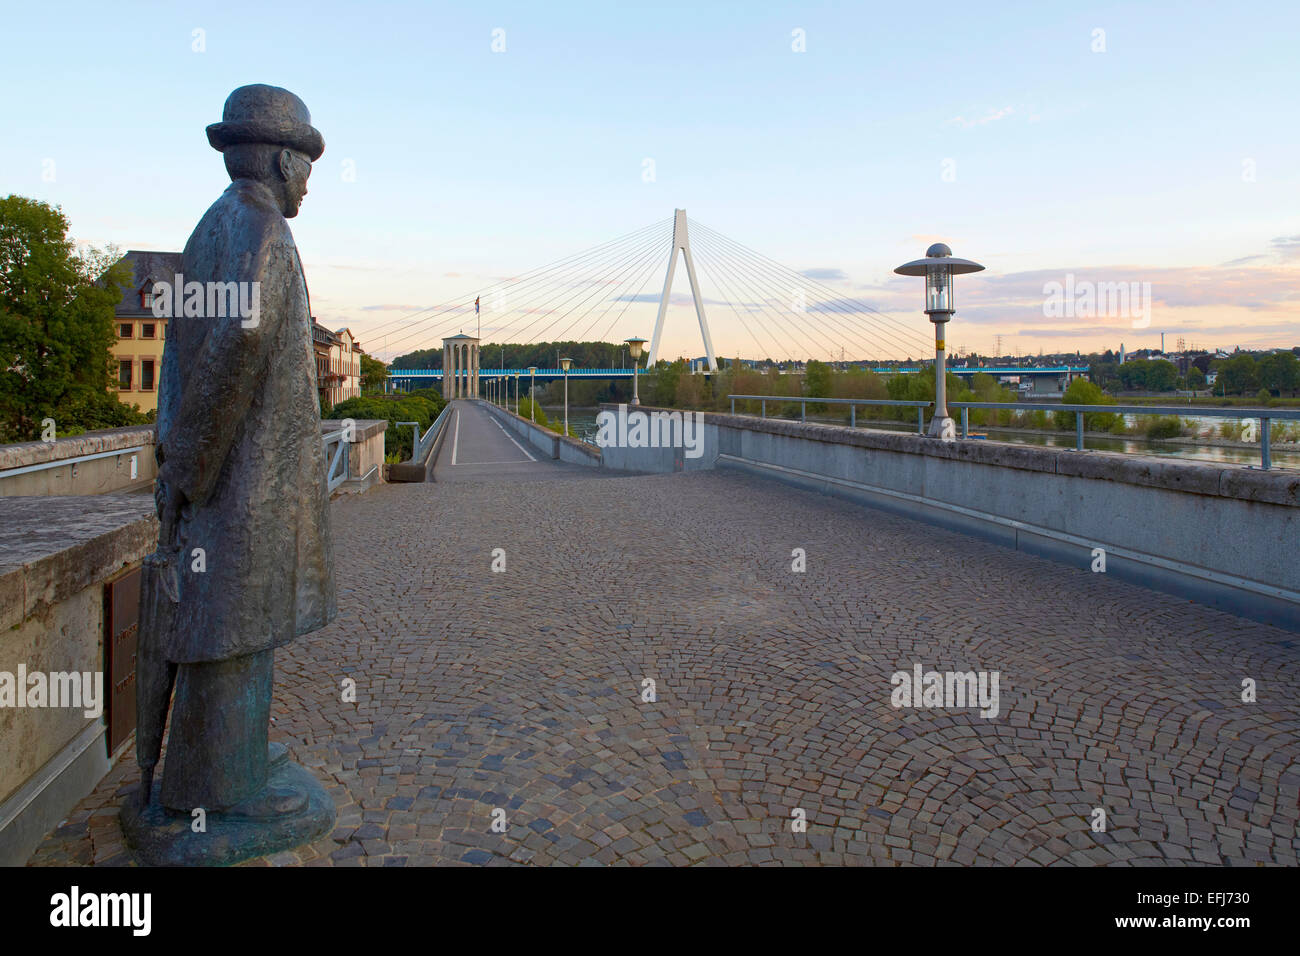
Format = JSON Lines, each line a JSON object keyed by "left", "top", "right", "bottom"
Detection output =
{"left": 475, "top": 296, "right": 480, "bottom": 315}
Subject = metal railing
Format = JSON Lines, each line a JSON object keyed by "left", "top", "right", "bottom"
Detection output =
{"left": 322, "top": 430, "right": 348, "bottom": 492}
{"left": 728, "top": 394, "right": 933, "bottom": 434}
{"left": 950, "top": 401, "right": 1300, "bottom": 470}
{"left": 727, "top": 394, "right": 1300, "bottom": 471}
{"left": 397, "top": 401, "right": 453, "bottom": 465}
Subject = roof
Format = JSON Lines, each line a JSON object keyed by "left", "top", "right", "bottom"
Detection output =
{"left": 111, "top": 250, "right": 182, "bottom": 316}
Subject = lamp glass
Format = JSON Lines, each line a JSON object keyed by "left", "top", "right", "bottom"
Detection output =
{"left": 559, "top": 357, "right": 573, "bottom": 371}
{"left": 925, "top": 267, "right": 953, "bottom": 313}
{"left": 625, "top": 337, "right": 646, "bottom": 360}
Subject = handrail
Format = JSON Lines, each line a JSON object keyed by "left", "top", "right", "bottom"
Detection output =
{"left": 321, "top": 430, "right": 348, "bottom": 492}
{"left": 399, "top": 401, "right": 453, "bottom": 465}
{"left": 948, "top": 400, "right": 1297, "bottom": 470}
{"left": 728, "top": 394, "right": 933, "bottom": 433}
{"left": 725, "top": 392, "right": 1293, "bottom": 471}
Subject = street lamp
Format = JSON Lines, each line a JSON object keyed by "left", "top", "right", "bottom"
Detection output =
{"left": 513, "top": 372, "right": 519, "bottom": 414}
{"left": 625, "top": 336, "right": 647, "bottom": 406}
{"left": 559, "top": 356, "right": 573, "bottom": 437}
{"left": 527, "top": 366, "right": 537, "bottom": 421}
{"left": 894, "top": 242, "right": 984, "bottom": 438}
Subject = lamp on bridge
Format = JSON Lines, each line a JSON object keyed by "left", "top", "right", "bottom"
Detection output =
{"left": 559, "top": 357, "right": 573, "bottom": 437}
{"left": 625, "top": 336, "right": 647, "bottom": 406}
{"left": 894, "top": 243, "right": 984, "bottom": 439}
{"left": 527, "top": 366, "right": 537, "bottom": 422}
{"left": 513, "top": 372, "right": 519, "bottom": 415}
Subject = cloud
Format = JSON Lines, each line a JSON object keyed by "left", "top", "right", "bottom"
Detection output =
{"left": 948, "top": 106, "right": 1014, "bottom": 129}
{"left": 799, "top": 267, "right": 847, "bottom": 281}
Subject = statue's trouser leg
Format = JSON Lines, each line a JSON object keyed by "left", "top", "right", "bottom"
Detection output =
{"left": 160, "top": 648, "right": 274, "bottom": 813}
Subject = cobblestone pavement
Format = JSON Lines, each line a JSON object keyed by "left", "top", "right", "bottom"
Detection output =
{"left": 28, "top": 448, "right": 1300, "bottom": 866}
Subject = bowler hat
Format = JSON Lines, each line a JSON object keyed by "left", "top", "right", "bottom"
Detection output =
{"left": 206, "top": 84, "right": 325, "bottom": 161}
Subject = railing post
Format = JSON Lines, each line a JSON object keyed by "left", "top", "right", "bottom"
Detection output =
{"left": 960, "top": 406, "right": 968, "bottom": 439}
{"left": 730, "top": 397, "right": 735, "bottom": 415}
{"left": 801, "top": 401, "right": 806, "bottom": 422}
{"left": 916, "top": 407, "right": 923, "bottom": 435}
{"left": 850, "top": 405, "right": 856, "bottom": 428}
{"left": 761, "top": 399, "right": 766, "bottom": 418}
{"left": 1075, "top": 411, "right": 1084, "bottom": 451}
{"left": 1262, "top": 417, "right": 1271, "bottom": 470}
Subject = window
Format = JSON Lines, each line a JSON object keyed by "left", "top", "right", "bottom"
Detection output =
{"left": 141, "top": 291, "right": 154, "bottom": 309}
{"left": 141, "top": 359, "right": 155, "bottom": 391}
{"left": 119, "top": 360, "right": 133, "bottom": 389}
{"left": 119, "top": 323, "right": 133, "bottom": 339}
{"left": 142, "top": 323, "right": 156, "bottom": 339}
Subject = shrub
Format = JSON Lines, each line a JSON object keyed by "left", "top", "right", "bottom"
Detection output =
{"left": 1143, "top": 415, "right": 1184, "bottom": 440}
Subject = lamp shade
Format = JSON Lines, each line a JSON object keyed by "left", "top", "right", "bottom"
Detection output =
{"left": 625, "top": 336, "right": 647, "bottom": 360}
{"left": 559, "top": 357, "right": 573, "bottom": 371}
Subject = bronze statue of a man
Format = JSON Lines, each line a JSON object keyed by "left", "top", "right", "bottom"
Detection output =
{"left": 123, "top": 85, "right": 336, "bottom": 864}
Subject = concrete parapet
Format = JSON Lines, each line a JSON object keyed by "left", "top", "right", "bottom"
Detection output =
{"left": 0, "top": 494, "right": 157, "bottom": 865}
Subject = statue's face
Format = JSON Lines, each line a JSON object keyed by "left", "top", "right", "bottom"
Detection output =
{"left": 278, "top": 149, "right": 312, "bottom": 218}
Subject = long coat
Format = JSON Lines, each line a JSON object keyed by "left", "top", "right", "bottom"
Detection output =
{"left": 155, "top": 178, "right": 336, "bottom": 663}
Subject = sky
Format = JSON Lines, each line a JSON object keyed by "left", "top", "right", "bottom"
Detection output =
{"left": 2, "top": 0, "right": 1297, "bottom": 363}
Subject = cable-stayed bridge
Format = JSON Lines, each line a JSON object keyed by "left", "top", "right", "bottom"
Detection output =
{"left": 379, "top": 209, "right": 939, "bottom": 391}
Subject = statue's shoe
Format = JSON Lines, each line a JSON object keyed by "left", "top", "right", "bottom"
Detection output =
{"left": 225, "top": 784, "right": 309, "bottom": 820}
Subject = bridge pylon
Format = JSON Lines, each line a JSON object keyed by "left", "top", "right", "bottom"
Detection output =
{"left": 647, "top": 209, "right": 717, "bottom": 371}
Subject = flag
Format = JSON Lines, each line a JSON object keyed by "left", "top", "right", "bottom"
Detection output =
{"left": 475, "top": 296, "right": 480, "bottom": 315}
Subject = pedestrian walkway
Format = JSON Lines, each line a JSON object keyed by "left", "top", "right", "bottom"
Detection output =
{"left": 27, "top": 464, "right": 1300, "bottom": 866}
{"left": 432, "top": 401, "right": 613, "bottom": 483}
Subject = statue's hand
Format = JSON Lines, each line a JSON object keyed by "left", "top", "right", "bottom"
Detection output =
{"left": 154, "top": 472, "right": 185, "bottom": 551}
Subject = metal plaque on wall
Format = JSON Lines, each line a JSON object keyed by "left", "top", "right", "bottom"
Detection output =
{"left": 104, "top": 566, "right": 141, "bottom": 755}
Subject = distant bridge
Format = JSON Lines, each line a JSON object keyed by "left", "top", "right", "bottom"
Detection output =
{"left": 387, "top": 367, "right": 640, "bottom": 391}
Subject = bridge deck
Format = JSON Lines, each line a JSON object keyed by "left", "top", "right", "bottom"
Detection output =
{"left": 30, "top": 462, "right": 1300, "bottom": 866}
{"left": 432, "top": 401, "right": 616, "bottom": 484}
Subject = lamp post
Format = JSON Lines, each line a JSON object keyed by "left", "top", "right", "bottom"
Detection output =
{"left": 513, "top": 373, "right": 519, "bottom": 414}
{"left": 625, "top": 336, "right": 647, "bottom": 406}
{"left": 894, "top": 242, "right": 984, "bottom": 438}
{"left": 559, "top": 356, "right": 573, "bottom": 436}
{"left": 527, "top": 366, "right": 537, "bottom": 421}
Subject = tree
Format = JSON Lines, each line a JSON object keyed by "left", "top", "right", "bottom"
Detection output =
{"left": 1054, "top": 378, "right": 1120, "bottom": 432}
{"left": 1186, "top": 366, "right": 1206, "bottom": 390}
{"left": 1216, "top": 354, "right": 1259, "bottom": 395}
{"left": 0, "top": 195, "right": 141, "bottom": 441}
{"left": 359, "top": 353, "right": 388, "bottom": 393}
{"left": 1258, "top": 351, "right": 1300, "bottom": 397}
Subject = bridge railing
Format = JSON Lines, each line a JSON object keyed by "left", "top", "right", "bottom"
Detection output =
{"left": 322, "top": 430, "right": 349, "bottom": 492}
{"left": 727, "top": 393, "right": 1300, "bottom": 471}
{"left": 397, "top": 401, "right": 454, "bottom": 465}
{"left": 728, "top": 394, "right": 934, "bottom": 434}
{"left": 949, "top": 401, "right": 1300, "bottom": 470}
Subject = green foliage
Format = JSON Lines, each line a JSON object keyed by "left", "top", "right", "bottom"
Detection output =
{"left": 1143, "top": 415, "right": 1184, "bottom": 440}
{"left": 515, "top": 397, "right": 549, "bottom": 425}
{"left": 326, "top": 388, "right": 446, "bottom": 461}
{"left": 359, "top": 354, "right": 388, "bottom": 393}
{"left": 0, "top": 195, "right": 146, "bottom": 442}
{"left": 1054, "top": 378, "right": 1120, "bottom": 432}
{"left": 1116, "top": 358, "right": 1178, "bottom": 392}
{"left": 1256, "top": 388, "right": 1273, "bottom": 406}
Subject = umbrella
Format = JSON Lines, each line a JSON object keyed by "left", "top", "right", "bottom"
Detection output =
{"left": 135, "top": 485, "right": 181, "bottom": 807}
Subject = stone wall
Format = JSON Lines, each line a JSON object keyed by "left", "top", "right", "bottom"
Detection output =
{"left": 0, "top": 495, "right": 156, "bottom": 865}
